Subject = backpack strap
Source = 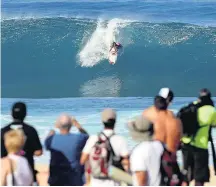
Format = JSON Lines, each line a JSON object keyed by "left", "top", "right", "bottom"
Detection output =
{"left": 8, "top": 158, "right": 16, "bottom": 186}
{"left": 100, "top": 132, "right": 116, "bottom": 157}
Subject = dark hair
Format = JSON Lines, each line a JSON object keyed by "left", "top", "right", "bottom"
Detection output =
{"left": 103, "top": 119, "right": 116, "bottom": 129}
{"left": 12, "top": 102, "right": 27, "bottom": 121}
{"left": 167, "top": 90, "right": 174, "bottom": 103}
{"left": 198, "top": 88, "right": 214, "bottom": 106}
{"left": 154, "top": 96, "right": 168, "bottom": 110}
{"left": 199, "top": 88, "right": 211, "bottom": 99}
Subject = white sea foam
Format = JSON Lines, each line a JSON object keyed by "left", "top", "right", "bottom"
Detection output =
{"left": 77, "top": 18, "right": 132, "bottom": 67}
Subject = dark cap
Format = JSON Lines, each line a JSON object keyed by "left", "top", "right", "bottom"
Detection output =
{"left": 199, "top": 88, "right": 211, "bottom": 99}
{"left": 12, "top": 102, "right": 27, "bottom": 121}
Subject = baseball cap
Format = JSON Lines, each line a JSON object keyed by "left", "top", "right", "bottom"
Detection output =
{"left": 101, "top": 108, "right": 116, "bottom": 123}
{"left": 12, "top": 102, "right": 27, "bottom": 121}
{"left": 158, "top": 87, "right": 174, "bottom": 102}
{"left": 128, "top": 115, "right": 153, "bottom": 142}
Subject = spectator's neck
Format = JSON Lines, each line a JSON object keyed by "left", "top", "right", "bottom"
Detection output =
{"left": 104, "top": 128, "right": 114, "bottom": 131}
{"left": 8, "top": 151, "right": 19, "bottom": 156}
{"left": 13, "top": 119, "right": 23, "bottom": 123}
{"left": 60, "top": 130, "right": 70, "bottom": 135}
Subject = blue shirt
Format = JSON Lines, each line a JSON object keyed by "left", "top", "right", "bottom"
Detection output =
{"left": 45, "top": 132, "right": 88, "bottom": 186}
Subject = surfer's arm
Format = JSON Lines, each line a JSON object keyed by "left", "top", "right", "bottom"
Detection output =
{"left": 109, "top": 43, "right": 115, "bottom": 52}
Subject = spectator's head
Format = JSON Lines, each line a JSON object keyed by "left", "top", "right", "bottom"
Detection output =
{"left": 12, "top": 102, "right": 27, "bottom": 122}
{"left": 128, "top": 115, "right": 153, "bottom": 142}
{"left": 154, "top": 88, "right": 174, "bottom": 110}
{"left": 4, "top": 129, "right": 25, "bottom": 154}
{"left": 199, "top": 88, "right": 211, "bottom": 99}
{"left": 57, "top": 114, "right": 72, "bottom": 133}
{"left": 101, "top": 108, "right": 116, "bottom": 129}
{"left": 198, "top": 88, "right": 214, "bottom": 106}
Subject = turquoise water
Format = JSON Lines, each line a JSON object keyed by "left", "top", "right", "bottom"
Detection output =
{"left": 1, "top": 97, "right": 216, "bottom": 165}
{"left": 2, "top": 0, "right": 216, "bottom": 98}
{"left": 1, "top": 0, "right": 216, "bottom": 166}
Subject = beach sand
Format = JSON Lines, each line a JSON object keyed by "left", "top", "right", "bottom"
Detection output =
{"left": 35, "top": 164, "right": 216, "bottom": 186}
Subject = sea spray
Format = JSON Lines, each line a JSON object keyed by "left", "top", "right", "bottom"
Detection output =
{"left": 78, "top": 18, "right": 132, "bottom": 67}
{"left": 2, "top": 18, "right": 216, "bottom": 97}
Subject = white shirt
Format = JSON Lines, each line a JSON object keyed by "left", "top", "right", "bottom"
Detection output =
{"left": 130, "top": 141, "right": 164, "bottom": 186}
{"left": 82, "top": 129, "right": 129, "bottom": 186}
{"left": 6, "top": 154, "right": 33, "bottom": 186}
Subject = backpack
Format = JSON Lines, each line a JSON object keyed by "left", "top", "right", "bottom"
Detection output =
{"left": 88, "top": 132, "right": 116, "bottom": 179}
{"left": 160, "top": 146, "right": 183, "bottom": 186}
{"left": 177, "top": 103, "right": 200, "bottom": 137}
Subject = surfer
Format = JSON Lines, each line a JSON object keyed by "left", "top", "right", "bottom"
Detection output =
{"left": 110, "top": 42, "right": 122, "bottom": 54}
{"left": 108, "top": 42, "right": 123, "bottom": 65}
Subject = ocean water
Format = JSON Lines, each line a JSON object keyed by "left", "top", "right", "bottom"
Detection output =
{"left": 1, "top": 0, "right": 216, "bottom": 98}
{"left": 1, "top": 97, "right": 216, "bottom": 165}
{"left": 1, "top": 0, "right": 216, "bottom": 165}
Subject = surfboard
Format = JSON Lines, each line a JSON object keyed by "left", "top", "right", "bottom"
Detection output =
{"left": 108, "top": 47, "right": 118, "bottom": 65}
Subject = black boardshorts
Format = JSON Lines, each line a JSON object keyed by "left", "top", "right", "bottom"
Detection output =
{"left": 182, "top": 144, "right": 210, "bottom": 183}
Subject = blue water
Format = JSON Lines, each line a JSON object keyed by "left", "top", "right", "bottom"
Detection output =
{"left": 1, "top": 97, "right": 216, "bottom": 165}
{"left": 1, "top": 0, "right": 216, "bottom": 98}
{"left": 1, "top": 0, "right": 216, "bottom": 165}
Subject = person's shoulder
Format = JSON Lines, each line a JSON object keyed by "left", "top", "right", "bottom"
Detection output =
{"left": 87, "top": 134, "right": 98, "bottom": 141}
{"left": 1, "top": 157, "right": 10, "bottom": 169}
{"left": 46, "top": 134, "right": 55, "bottom": 141}
{"left": 143, "top": 106, "right": 154, "bottom": 115}
{"left": 143, "top": 106, "right": 158, "bottom": 122}
{"left": 1, "top": 156, "right": 14, "bottom": 170}
{"left": 112, "top": 134, "right": 127, "bottom": 141}
{"left": 18, "top": 156, "right": 32, "bottom": 170}
{"left": 22, "top": 122, "right": 34, "bottom": 129}
{"left": 109, "top": 133, "right": 127, "bottom": 145}
{"left": 22, "top": 122, "right": 38, "bottom": 133}
{"left": 79, "top": 133, "right": 89, "bottom": 140}
{"left": 132, "top": 142, "right": 151, "bottom": 158}
{"left": 82, "top": 134, "right": 99, "bottom": 153}
{"left": 19, "top": 155, "right": 29, "bottom": 163}
{"left": 167, "top": 109, "right": 175, "bottom": 116}
{"left": 1, "top": 123, "right": 13, "bottom": 132}
{"left": 1, "top": 157, "right": 8, "bottom": 163}
{"left": 76, "top": 132, "right": 89, "bottom": 137}
{"left": 139, "top": 141, "right": 152, "bottom": 150}
{"left": 152, "top": 141, "right": 164, "bottom": 152}
{"left": 69, "top": 132, "right": 89, "bottom": 141}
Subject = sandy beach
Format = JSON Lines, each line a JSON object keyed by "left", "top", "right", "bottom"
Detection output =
{"left": 35, "top": 164, "right": 216, "bottom": 186}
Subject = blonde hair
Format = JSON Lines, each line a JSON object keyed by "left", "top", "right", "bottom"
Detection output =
{"left": 4, "top": 129, "right": 25, "bottom": 153}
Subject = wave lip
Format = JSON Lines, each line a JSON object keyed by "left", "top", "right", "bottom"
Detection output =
{"left": 1, "top": 16, "right": 216, "bottom": 98}
{"left": 77, "top": 18, "right": 132, "bottom": 67}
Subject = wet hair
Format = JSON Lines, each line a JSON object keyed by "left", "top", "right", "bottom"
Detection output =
{"left": 103, "top": 119, "right": 116, "bottom": 129}
{"left": 154, "top": 96, "right": 168, "bottom": 110}
{"left": 12, "top": 102, "right": 27, "bottom": 121}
